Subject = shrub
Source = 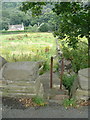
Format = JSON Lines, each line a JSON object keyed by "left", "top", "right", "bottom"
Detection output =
{"left": 38, "top": 23, "right": 49, "bottom": 32}
{"left": 0, "top": 30, "right": 30, "bottom": 34}
{"left": 31, "top": 24, "right": 39, "bottom": 32}
{"left": 61, "top": 41, "right": 88, "bottom": 73}
{"left": 62, "top": 74, "right": 77, "bottom": 96}
{"left": 25, "top": 24, "right": 39, "bottom": 32}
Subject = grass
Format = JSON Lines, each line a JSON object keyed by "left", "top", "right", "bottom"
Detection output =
{"left": 0, "top": 32, "right": 88, "bottom": 73}
{"left": 0, "top": 32, "right": 57, "bottom": 72}
{"left": 63, "top": 98, "right": 77, "bottom": 109}
{"left": 32, "top": 96, "right": 47, "bottom": 106}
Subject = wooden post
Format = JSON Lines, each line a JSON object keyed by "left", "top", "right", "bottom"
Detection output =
{"left": 50, "top": 56, "right": 53, "bottom": 89}
{"left": 60, "top": 58, "right": 64, "bottom": 90}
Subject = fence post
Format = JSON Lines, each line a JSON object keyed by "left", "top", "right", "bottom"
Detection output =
{"left": 60, "top": 58, "right": 64, "bottom": 90}
{"left": 50, "top": 56, "right": 53, "bottom": 89}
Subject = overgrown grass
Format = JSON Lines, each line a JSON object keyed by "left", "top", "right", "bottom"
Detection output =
{"left": 1, "top": 32, "right": 57, "bottom": 72}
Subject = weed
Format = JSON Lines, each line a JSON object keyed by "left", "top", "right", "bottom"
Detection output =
{"left": 32, "top": 96, "right": 47, "bottom": 106}
{"left": 62, "top": 74, "right": 77, "bottom": 96}
{"left": 63, "top": 98, "right": 76, "bottom": 109}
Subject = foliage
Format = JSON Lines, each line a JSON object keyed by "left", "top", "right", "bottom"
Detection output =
{"left": 1, "top": 2, "right": 57, "bottom": 32}
{"left": 32, "top": 96, "right": 46, "bottom": 106}
{"left": 20, "top": 2, "right": 46, "bottom": 15}
{"left": 63, "top": 98, "right": 76, "bottom": 109}
{"left": 25, "top": 24, "right": 39, "bottom": 32}
{"left": 62, "top": 74, "right": 77, "bottom": 95}
{"left": 38, "top": 23, "right": 49, "bottom": 32}
{"left": 0, "top": 30, "right": 31, "bottom": 34}
{"left": 61, "top": 41, "right": 88, "bottom": 73}
{"left": 18, "top": 97, "right": 47, "bottom": 107}
{"left": 52, "top": 2, "right": 89, "bottom": 49}
{"left": 0, "top": 20, "right": 9, "bottom": 30}
{"left": 20, "top": 2, "right": 89, "bottom": 51}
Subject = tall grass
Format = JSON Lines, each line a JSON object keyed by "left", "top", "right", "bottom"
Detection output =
{"left": 1, "top": 32, "right": 57, "bottom": 72}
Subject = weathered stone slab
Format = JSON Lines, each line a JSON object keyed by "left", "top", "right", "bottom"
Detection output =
{"left": 50, "top": 94, "right": 69, "bottom": 105}
{"left": 75, "top": 88, "right": 90, "bottom": 101}
{"left": 78, "top": 68, "right": 90, "bottom": 90}
{"left": 2, "top": 61, "right": 40, "bottom": 81}
{"left": 0, "top": 56, "right": 7, "bottom": 70}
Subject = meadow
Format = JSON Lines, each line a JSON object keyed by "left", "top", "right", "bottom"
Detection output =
{"left": 1, "top": 32, "right": 88, "bottom": 73}
{"left": 0, "top": 32, "right": 58, "bottom": 73}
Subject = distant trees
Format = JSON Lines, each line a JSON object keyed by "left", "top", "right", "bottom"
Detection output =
{"left": 38, "top": 23, "right": 49, "bottom": 32}
{"left": 20, "top": 2, "right": 89, "bottom": 50}
{"left": 1, "top": 2, "right": 57, "bottom": 32}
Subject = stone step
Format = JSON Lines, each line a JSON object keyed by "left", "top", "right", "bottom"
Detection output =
{"left": 2, "top": 92, "right": 37, "bottom": 98}
{"left": 49, "top": 94, "right": 69, "bottom": 105}
{"left": 1, "top": 88, "right": 36, "bottom": 94}
{"left": 45, "top": 89, "right": 69, "bottom": 105}
{"left": 44, "top": 88, "right": 68, "bottom": 99}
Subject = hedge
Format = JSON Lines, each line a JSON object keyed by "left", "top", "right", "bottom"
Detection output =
{"left": 0, "top": 30, "right": 31, "bottom": 34}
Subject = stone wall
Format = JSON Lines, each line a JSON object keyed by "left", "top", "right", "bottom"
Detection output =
{"left": 71, "top": 68, "right": 90, "bottom": 101}
{"left": 0, "top": 56, "right": 44, "bottom": 98}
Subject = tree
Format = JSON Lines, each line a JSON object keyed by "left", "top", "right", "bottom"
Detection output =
{"left": 1, "top": 2, "right": 57, "bottom": 30}
{"left": 52, "top": 2, "right": 89, "bottom": 48}
{"left": 20, "top": 2, "right": 90, "bottom": 66}
{"left": 39, "top": 23, "right": 49, "bottom": 32}
{"left": 20, "top": 2, "right": 89, "bottom": 46}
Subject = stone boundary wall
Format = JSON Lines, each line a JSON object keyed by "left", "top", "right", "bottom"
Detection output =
{"left": 71, "top": 68, "right": 90, "bottom": 101}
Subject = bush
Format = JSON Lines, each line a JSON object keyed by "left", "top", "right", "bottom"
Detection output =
{"left": 62, "top": 74, "right": 77, "bottom": 96}
{"left": 0, "top": 30, "right": 30, "bottom": 34}
{"left": 31, "top": 24, "right": 39, "bottom": 32}
{"left": 25, "top": 24, "right": 39, "bottom": 32}
{"left": 38, "top": 23, "right": 49, "bottom": 32}
{"left": 61, "top": 41, "right": 88, "bottom": 73}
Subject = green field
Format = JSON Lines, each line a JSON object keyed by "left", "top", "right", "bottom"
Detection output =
{"left": 1, "top": 32, "right": 88, "bottom": 73}
{"left": 1, "top": 32, "right": 58, "bottom": 72}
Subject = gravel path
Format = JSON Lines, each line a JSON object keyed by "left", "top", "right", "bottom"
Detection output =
{"left": 1, "top": 103, "right": 89, "bottom": 118}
